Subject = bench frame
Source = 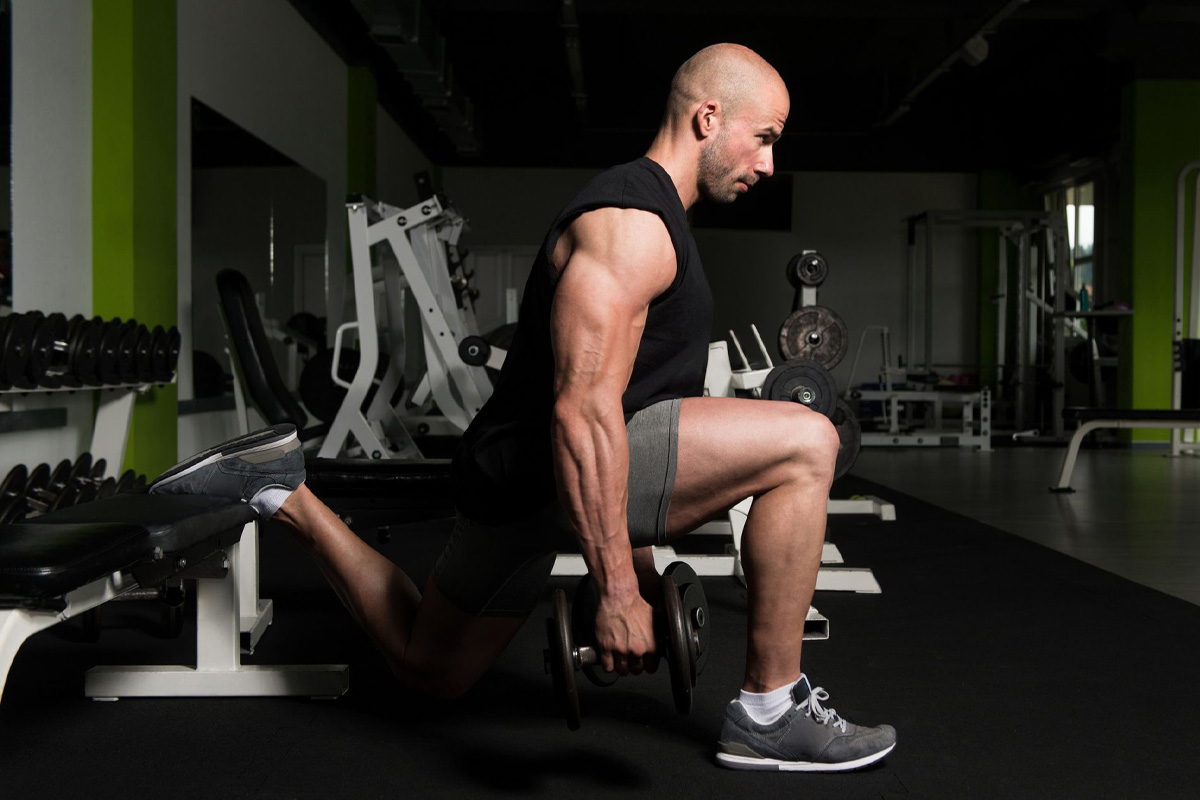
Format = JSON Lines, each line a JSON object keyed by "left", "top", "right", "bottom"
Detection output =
{"left": 1, "top": 521, "right": 348, "bottom": 702}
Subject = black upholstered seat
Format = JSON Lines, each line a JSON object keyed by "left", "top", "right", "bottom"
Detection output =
{"left": 0, "top": 494, "right": 255, "bottom": 600}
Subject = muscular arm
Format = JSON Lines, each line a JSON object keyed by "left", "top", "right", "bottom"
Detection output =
{"left": 550, "top": 207, "right": 676, "bottom": 673}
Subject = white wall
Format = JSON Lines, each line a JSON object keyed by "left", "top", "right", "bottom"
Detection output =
{"left": 441, "top": 166, "right": 978, "bottom": 390}
{"left": 176, "top": 0, "right": 348, "bottom": 406}
{"left": 3, "top": 0, "right": 95, "bottom": 476}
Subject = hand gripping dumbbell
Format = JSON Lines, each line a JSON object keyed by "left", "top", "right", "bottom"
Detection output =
{"left": 544, "top": 561, "right": 710, "bottom": 731}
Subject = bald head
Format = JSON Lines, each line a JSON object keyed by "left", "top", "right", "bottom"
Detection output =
{"left": 665, "top": 44, "right": 786, "bottom": 125}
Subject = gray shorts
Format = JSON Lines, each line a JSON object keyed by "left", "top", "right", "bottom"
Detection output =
{"left": 432, "top": 398, "right": 682, "bottom": 617}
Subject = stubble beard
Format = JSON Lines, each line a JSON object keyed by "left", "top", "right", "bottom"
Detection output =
{"left": 697, "top": 131, "right": 745, "bottom": 205}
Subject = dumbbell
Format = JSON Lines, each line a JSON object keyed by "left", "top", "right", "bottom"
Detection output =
{"left": 0, "top": 464, "right": 28, "bottom": 524}
{"left": 545, "top": 561, "right": 710, "bottom": 731}
{"left": 151, "top": 325, "right": 181, "bottom": 383}
{"left": 116, "top": 319, "right": 141, "bottom": 384}
{"left": 25, "top": 311, "right": 75, "bottom": 389}
{"left": 23, "top": 458, "right": 89, "bottom": 516}
{"left": 70, "top": 315, "right": 105, "bottom": 386}
{"left": 96, "top": 318, "right": 124, "bottom": 384}
{"left": 0, "top": 312, "right": 38, "bottom": 391}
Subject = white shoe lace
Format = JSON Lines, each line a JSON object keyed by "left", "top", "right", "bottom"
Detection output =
{"left": 799, "top": 684, "right": 848, "bottom": 732}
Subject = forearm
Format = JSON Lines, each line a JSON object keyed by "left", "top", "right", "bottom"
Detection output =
{"left": 552, "top": 401, "right": 639, "bottom": 601}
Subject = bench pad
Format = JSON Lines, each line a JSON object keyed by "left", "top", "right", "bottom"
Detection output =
{"left": 0, "top": 494, "right": 255, "bottom": 600}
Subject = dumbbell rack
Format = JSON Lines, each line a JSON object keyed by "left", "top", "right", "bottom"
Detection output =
{"left": 0, "top": 380, "right": 159, "bottom": 476}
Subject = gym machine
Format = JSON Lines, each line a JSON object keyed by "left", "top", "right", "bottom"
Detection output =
{"left": 904, "top": 209, "right": 1069, "bottom": 440}
{"left": 317, "top": 193, "right": 503, "bottom": 460}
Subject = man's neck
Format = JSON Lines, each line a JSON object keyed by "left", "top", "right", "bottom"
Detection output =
{"left": 644, "top": 134, "right": 701, "bottom": 211}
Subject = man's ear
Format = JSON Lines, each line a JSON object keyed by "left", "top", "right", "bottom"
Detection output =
{"left": 692, "top": 100, "right": 720, "bottom": 140}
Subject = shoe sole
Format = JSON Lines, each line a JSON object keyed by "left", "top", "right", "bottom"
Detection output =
{"left": 715, "top": 743, "right": 895, "bottom": 772}
{"left": 152, "top": 427, "right": 299, "bottom": 489}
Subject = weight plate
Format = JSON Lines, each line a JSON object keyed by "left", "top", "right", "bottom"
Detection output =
{"left": 71, "top": 317, "right": 103, "bottom": 385}
{"left": 786, "top": 252, "right": 829, "bottom": 288}
{"left": 149, "top": 325, "right": 168, "bottom": 382}
{"left": 761, "top": 359, "right": 838, "bottom": 419}
{"left": 26, "top": 463, "right": 51, "bottom": 493}
{"left": 116, "top": 320, "right": 140, "bottom": 383}
{"left": 664, "top": 561, "right": 710, "bottom": 681}
{"left": 115, "top": 469, "right": 137, "bottom": 494}
{"left": 2, "top": 313, "right": 38, "bottom": 390}
{"left": 28, "top": 312, "right": 67, "bottom": 388}
{"left": 90, "top": 457, "right": 107, "bottom": 481}
{"left": 97, "top": 319, "right": 124, "bottom": 384}
{"left": 661, "top": 571, "right": 693, "bottom": 715}
{"left": 75, "top": 481, "right": 99, "bottom": 506}
{"left": 832, "top": 398, "right": 862, "bottom": 480}
{"left": 0, "top": 492, "right": 25, "bottom": 525}
{"left": 0, "top": 465, "right": 27, "bottom": 506}
{"left": 134, "top": 325, "right": 154, "bottom": 383}
{"left": 548, "top": 588, "right": 582, "bottom": 731}
{"left": 571, "top": 572, "right": 618, "bottom": 688}
{"left": 46, "top": 458, "right": 72, "bottom": 492}
{"left": 48, "top": 482, "right": 78, "bottom": 512}
{"left": 68, "top": 452, "right": 93, "bottom": 487}
{"left": 96, "top": 477, "right": 118, "bottom": 500}
{"left": 778, "top": 305, "right": 849, "bottom": 368}
{"left": 165, "top": 327, "right": 181, "bottom": 376}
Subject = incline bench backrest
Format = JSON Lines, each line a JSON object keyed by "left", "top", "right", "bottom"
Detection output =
{"left": 216, "top": 268, "right": 310, "bottom": 431}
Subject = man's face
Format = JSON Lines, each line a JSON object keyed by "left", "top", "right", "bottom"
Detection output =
{"left": 697, "top": 87, "right": 789, "bottom": 204}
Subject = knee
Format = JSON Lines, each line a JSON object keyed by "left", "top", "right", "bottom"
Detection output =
{"left": 780, "top": 407, "right": 840, "bottom": 485}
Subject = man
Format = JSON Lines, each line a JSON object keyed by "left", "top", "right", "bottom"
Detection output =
{"left": 153, "top": 43, "right": 895, "bottom": 771}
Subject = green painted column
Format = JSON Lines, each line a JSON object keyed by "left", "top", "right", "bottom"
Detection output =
{"left": 347, "top": 67, "right": 378, "bottom": 199}
{"left": 93, "top": 0, "right": 177, "bottom": 474}
{"left": 1119, "top": 81, "right": 1200, "bottom": 440}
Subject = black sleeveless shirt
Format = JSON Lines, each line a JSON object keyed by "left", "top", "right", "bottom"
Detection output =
{"left": 451, "top": 157, "right": 713, "bottom": 524}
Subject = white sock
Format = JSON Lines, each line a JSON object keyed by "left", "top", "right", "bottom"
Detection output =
{"left": 251, "top": 485, "right": 296, "bottom": 518}
{"left": 737, "top": 680, "right": 798, "bottom": 725}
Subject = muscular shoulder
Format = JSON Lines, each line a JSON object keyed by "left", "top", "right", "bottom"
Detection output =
{"left": 552, "top": 207, "right": 677, "bottom": 299}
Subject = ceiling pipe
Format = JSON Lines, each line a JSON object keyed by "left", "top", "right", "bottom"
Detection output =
{"left": 879, "top": 0, "right": 1030, "bottom": 128}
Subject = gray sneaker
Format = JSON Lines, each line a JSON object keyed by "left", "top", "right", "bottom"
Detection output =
{"left": 716, "top": 675, "right": 896, "bottom": 772}
{"left": 149, "top": 423, "right": 305, "bottom": 518}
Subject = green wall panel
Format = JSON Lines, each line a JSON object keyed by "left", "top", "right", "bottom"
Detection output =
{"left": 1119, "top": 81, "right": 1200, "bottom": 440}
{"left": 93, "top": 0, "right": 178, "bottom": 474}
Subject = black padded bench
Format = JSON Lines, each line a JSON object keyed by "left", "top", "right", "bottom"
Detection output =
{"left": 0, "top": 493, "right": 347, "bottom": 702}
{"left": 1050, "top": 408, "right": 1200, "bottom": 491}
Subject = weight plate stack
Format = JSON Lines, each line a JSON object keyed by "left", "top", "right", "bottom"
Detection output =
{"left": 778, "top": 305, "right": 849, "bottom": 368}
{"left": 761, "top": 359, "right": 838, "bottom": 418}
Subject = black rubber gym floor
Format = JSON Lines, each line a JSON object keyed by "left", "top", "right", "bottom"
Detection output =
{"left": 3, "top": 476, "right": 1199, "bottom": 799}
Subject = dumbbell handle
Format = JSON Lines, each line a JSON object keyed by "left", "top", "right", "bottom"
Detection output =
{"left": 574, "top": 645, "right": 599, "bottom": 669}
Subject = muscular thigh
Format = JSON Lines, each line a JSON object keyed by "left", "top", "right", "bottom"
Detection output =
{"left": 664, "top": 395, "right": 831, "bottom": 538}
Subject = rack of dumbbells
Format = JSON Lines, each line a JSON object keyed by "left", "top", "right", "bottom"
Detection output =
{"left": 0, "top": 312, "right": 183, "bottom": 640}
{"left": 0, "top": 311, "right": 180, "bottom": 470}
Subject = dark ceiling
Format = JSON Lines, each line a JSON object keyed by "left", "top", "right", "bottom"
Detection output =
{"left": 290, "top": 0, "right": 1200, "bottom": 180}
